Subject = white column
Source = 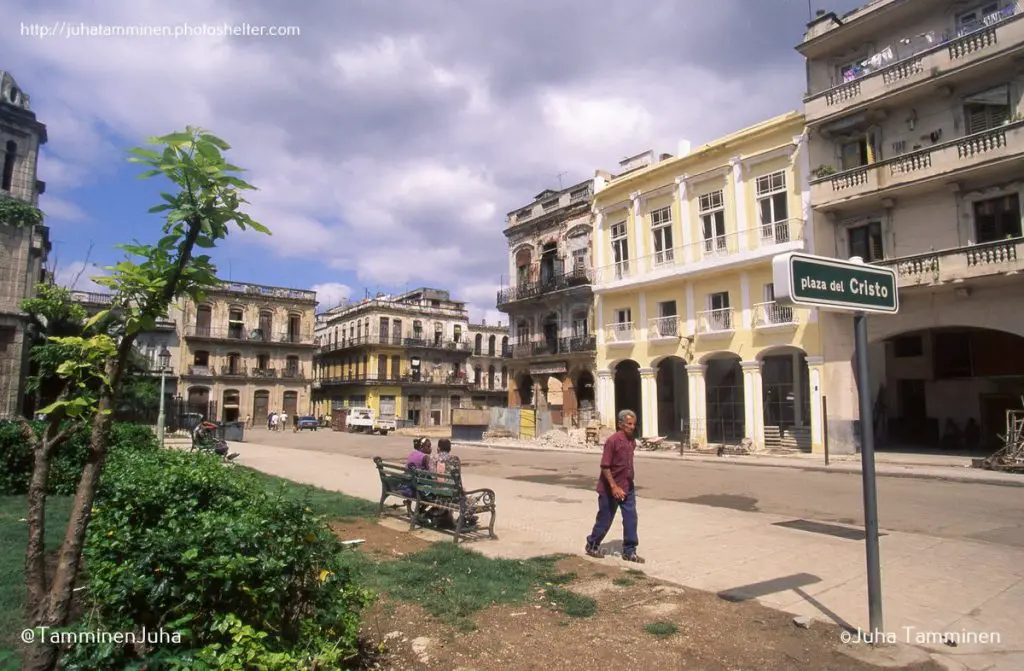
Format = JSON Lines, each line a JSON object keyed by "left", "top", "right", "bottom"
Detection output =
{"left": 793, "top": 352, "right": 804, "bottom": 426}
{"left": 639, "top": 367, "right": 657, "bottom": 437}
{"left": 675, "top": 175, "right": 691, "bottom": 263}
{"left": 730, "top": 156, "right": 748, "bottom": 251}
{"left": 685, "top": 282, "right": 696, "bottom": 337}
{"left": 807, "top": 356, "right": 825, "bottom": 453}
{"left": 596, "top": 295, "right": 605, "bottom": 346}
{"left": 741, "top": 360, "right": 764, "bottom": 448}
{"left": 597, "top": 369, "right": 615, "bottom": 427}
{"left": 686, "top": 363, "right": 707, "bottom": 446}
{"left": 593, "top": 210, "right": 606, "bottom": 269}
{"left": 638, "top": 291, "right": 647, "bottom": 340}
{"left": 740, "top": 272, "right": 751, "bottom": 331}
{"left": 793, "top": 131, "right": 814, "bottom": 253}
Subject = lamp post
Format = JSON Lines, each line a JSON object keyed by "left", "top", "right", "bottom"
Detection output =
{"left": 156, "top": 346, "right": 171, "bottom": 448}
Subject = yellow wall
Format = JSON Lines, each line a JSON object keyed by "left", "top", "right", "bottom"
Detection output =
{"left": 593, "top": 110, "right": 822, "bottom": 372}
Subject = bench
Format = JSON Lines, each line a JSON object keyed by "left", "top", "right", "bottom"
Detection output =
{"left": 373, "top": 456, "right": 497, "bottom": 544}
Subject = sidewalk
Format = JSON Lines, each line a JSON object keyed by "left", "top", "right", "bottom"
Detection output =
{"left": 451, "top": 440, "right": 1024, "bottom": 488}
{"left": 235, "top": 440, "right": 1024, "bottom": 671}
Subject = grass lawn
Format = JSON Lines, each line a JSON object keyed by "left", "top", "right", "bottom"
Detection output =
{"left": 0, "top": 495, "right": 72, "bottom": 669}
{"left": 239, "top": 466, "right": 379, "bottom": 519}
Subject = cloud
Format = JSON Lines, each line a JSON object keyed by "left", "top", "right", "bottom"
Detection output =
{"left": 41, "top": 196, "right": 89, "bottom": 222}
{"left": 3, "top": 0, "right": 866, "bottom": 322}
{"left": 310, "top": 282, "right": 351, "bottom": 311}
{"left": 52, "top": 260, "right": 107, "bottom": 292}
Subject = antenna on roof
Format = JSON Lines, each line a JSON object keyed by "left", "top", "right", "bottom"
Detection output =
{"left": 556, "top": 171, "right": 568, "bottom": 189}
{"left": 807, "top": 0, "right": 813, "bottom": 20}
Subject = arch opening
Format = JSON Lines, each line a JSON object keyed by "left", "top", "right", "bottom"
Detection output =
{"left": 656, "top": 356, "right": 689, "bottom": 440}
{"left": 761, "top": 346, "right": 811, "bottom": 452}
{"left": 613, "top": 359, "right": 642, "bottom": 432}
{"left": 705, "top": 353, "right": 743, "bottom": 444}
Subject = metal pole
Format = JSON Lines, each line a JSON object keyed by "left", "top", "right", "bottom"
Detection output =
{"left": 854, "top": 313, "right": 884, "bottom": 635}
{"left": 823, "top": 395, "right": 830, "bottom": 466}
{"left": 157, "top": 368, "right": 167, "bottom": 449}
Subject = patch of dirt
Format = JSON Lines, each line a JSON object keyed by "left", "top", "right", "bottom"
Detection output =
{"left": 335, "top": 520, "right": 945, "bottom": 671}
{"left": 329, "top": 518, "right": 430, "bottom": 560}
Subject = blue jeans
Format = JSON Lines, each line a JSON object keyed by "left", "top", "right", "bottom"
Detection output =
{"left": 586, "top": 484, "right": 638, "bottom": 555}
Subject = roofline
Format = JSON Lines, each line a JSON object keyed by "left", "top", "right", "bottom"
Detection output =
{"left": 504, "top": 176, "right": 593, "bottom": 218}
{"left": 593, "top": 110, "right": 806, "bottom": 204}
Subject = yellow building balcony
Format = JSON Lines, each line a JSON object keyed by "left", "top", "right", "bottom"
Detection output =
{"left": 751, "top": 301, "right": 808, "bottom": 331}
{"left": 696, "top": 308, "right": 735, "bottom": 338}
{"left": 604, "top": 322, "right": 636, "bottom": 347}
{"left": 593, "top": 219, "right": 807, "bottom": 292}
{"left": 647, "top": 315, "right": 689, "bottom": 342}
{"left": 811, "top": 120, "right": 1024, "bottom": 211}
{"left": 805, "top": 8, "right": 1024, "bottom": 125}
{"left": 876, "top": 236, "right": 1024, "bottom": 289}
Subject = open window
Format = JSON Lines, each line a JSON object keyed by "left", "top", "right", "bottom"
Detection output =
{"left": 963, "top": 84, "right": 1011, "bottom": 135}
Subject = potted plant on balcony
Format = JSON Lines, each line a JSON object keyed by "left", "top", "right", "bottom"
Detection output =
{"left": 812, "top": 165, "right": 837, "bottom": 179}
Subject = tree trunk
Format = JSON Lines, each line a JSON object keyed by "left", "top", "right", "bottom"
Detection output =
{"left": 24, "top": 444, "right": 52, "bottom": 622}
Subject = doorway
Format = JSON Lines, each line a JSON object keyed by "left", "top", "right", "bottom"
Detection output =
{"left": 253, "top": 390, "right": 270, "bottom": 421}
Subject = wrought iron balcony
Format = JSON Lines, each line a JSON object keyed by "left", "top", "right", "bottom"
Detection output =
{"left": 511, "top": 335, "right": 595, "bottom": 358}
{"left": 751, "top": 302, "right": 800, "bottom": 329}
{"left": 318, "top": 371, "right": 471, "bottom": 386}
{"left": 604, "top": 322, "right": 636, "bottom": 344}
{"left": 219, "top": 365, "right": 248, "bottom": 377}
{"left": 496, "top": 267, "right": 593, "bottom": 308}
{"left": 185, "top": 324, "right": 314, "bottom": 345}
{"left": 696, "top": 309, "right": 735, "bottom": 336}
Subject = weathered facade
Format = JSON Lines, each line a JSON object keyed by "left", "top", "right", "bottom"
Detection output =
{"left": 801, "top": 0, "right": 1024, "bottom": 453}
{"left": 313, "top": 288, "right": 510, "bottom": 426}
{"left": 177, "top": 281, "right": 317, "bottom": 423}
{"left": 466, "top": 320, "right": 512, "bottom": 410}
{"left": 497, "top": 179, "right": 598, "bottom": 426}
{"left": 0, "top": 70, "right": 49, "bottom": 419}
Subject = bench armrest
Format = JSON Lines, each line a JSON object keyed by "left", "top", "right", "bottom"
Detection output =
{"left": 461, "top": 487, "right": 497, "bottom": 507}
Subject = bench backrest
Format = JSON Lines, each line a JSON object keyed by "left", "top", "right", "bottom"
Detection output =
{"left": 374, "top": 457, "right": 414, "bottom": 490}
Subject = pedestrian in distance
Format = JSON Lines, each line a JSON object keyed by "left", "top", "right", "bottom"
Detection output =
{"left": 585, "top": 409, "right": 645, "bottom": 563}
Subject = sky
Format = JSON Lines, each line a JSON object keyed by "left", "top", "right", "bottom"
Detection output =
{"left": 5, "top": 0, "right": 864, "bottom": 325}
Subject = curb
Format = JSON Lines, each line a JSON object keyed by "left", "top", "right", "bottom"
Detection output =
{"left": 450, "top": 441, "right": 1024, "bottom": 488}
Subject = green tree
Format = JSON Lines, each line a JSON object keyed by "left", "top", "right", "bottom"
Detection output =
{"left": 20, "top": 128, "right": 269, "bottom": 671}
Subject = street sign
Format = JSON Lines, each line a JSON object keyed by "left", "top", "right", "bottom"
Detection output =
{"left": 772, "top": 252, "right": 899, "bottom": 314}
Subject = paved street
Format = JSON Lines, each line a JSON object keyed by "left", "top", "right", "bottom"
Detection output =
{"left": 242, "top": 428, "right": 1024, "bottom": 548}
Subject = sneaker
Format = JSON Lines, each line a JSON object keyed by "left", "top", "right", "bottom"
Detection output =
{"left": 584, "top": 544, "right": 605, "bottom": 559}
{"left": 226, "top": 452, "right": 240, "bottom": 461}
{"left": 622, "top": 553, "right": 645, "bottom": 564}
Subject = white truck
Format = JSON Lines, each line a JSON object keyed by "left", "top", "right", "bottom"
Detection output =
{"left": 346, "top": 407, "right": 395, "bottom": 435}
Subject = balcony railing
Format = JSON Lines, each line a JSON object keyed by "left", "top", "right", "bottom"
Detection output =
{"left": 318, "top": 372, "right": 471, "bottom": 386}
{"left": 696, "top": 308, "right": 735, "bottom": 335}
{"left": 315, "top": 334, "right": 471, "bottom": 354}
{"left": 281, "top": 368, "right": 305, "bottom": 379}
{"left": 648, "top": 316, "right": 682, "bottom": 339}
{"left": 496, "top": 267, "right": 593, "bottom": 307}
{"left": 811, "top": 121, "right": 1024, "bottom": 208}
{"left": 751, "top": 302, "right": 798, "bottom": 329}
{"left": 804, "top": 3, "right": 1024, "bottom": 122}
{"left": 876, "top": 236, "right": 1024, "bottom": 288}
{"left": 185, "top": 324, "right": 314, "bottom": 344}
{"left": 251, "top": 368, "right": 278, "bottom": 379}
{"left": 474, "top": 345, "right": 514, "bottom": 358}
{"left": 510, "top": 335, "right": 597, "bottom": 358}
{"left": 220, "top": 365, "right": 247, "bottom": 377}
{"left": 605, "top": 322, "right": 636, "bottom": 344}
{"left": 187, "top": 365, "right": 212, "bottom": 377}
{"left": 594, "top": 219, "right": 806, "bottom": 286}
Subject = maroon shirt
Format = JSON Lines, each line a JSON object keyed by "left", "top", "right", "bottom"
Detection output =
{"left": 597, "top": 431, "right": 635, "bottom": 495}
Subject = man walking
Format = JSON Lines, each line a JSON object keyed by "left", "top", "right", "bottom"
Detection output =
{"left": 585, "top": 409, "right": 644, "bottom": 563}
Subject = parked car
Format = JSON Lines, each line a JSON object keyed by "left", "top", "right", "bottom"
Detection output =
{"left": 295, "top": 415, "right": 319, "bottom": 431}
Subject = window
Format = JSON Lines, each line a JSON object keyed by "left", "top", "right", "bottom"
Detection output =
{"left": 2, "top": 141, "right": 16, "bottom": 192}
{"left": 474, "top": 333, "right": 483, "bottom": 355}
{"left": 707, "top": 292, "right": 732, "bottom": 330}
{"left": 650, "top": 206, "right": 674, "bottom": 266}
{"left": 956, "top": 2, "right": 1001, "bottom": 37}
{"left": 572, "top": 312, "right": 588, "bottom": 337}
{"left": 433, "top": 322, "right": 443, "bottom": 345}
{"left": 654, "top": 300, "right": 678, "bottom": 337}
{"left": 572, "top": 248, "right": 587, "bottom": 271}
{"left": 610, "top": 222, "right": 629, "bottom": 279}
{"left": 699, "top": 190, "right": 727, "bottom": 255}
{"left": 615, "top": 308, "right": 631, "bottom": 324}
{"left": 847, "top": 222, "right": 884, "bottom": 262}
{"left": 973, "top": 194, "right": 1021, "bottom": 242}
{"left": 756, "top": 171, "right": 790, "bottom": 244}
{"left": 964, "top": 84, "right": 1011, "bottom": 135}
{"left": 840, "top": 137, "right": 870, "bottom": 170}
{"left": 488, "top": 334, "right": 496, "bottom": 355}
{"left": 453, "top": 325, "right": 462, "bottom": 342}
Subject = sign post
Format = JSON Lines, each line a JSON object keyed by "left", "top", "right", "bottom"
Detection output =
{"left": 772, "top": 251, "right": 898, "bottom": 637}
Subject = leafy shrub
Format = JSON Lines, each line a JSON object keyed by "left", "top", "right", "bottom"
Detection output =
{"left": 60, "top": 448, "right": 372, "bottom": 670}
{"left": 0, "top": 420, "right": 158, "bottom": 496}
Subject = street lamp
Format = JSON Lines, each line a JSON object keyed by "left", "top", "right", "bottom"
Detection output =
{"left": 156, "top": 346, "right": 172, "bottom": 448}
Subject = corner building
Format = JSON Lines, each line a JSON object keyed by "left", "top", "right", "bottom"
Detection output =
{"left": 800, "top": 0, "right": 1024, "bottom": 453}
{"left": 592, "top": 112, "right": 825, "bottom": 451}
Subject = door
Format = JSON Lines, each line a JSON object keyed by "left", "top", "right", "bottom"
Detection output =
{"left": 379, "top": 395, "right": 396, "bottom": 419}
{"left": 253, "top": 390, "right": 269, "bottom": 421}
{"left": 283, "top": 391, "right": 298, "bottom": 418}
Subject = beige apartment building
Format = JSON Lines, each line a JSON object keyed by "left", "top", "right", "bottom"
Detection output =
{"left": 312, "top": 288, "right": 510, "bottom": 426}
{"left": 497, "top": 178, "right": 598, "bottom": 426}
{"left": 177, "top": 281, "right": 317, "bottom": 422}
{"left": 800, "top": 0, "right": 1024, "bottom": 453}
{"left": 0, "top": 70, "right": 49, "bottom": 419}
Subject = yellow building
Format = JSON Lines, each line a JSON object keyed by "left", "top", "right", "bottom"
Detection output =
{"left": 176, "top": 281, "right": 318, "bottom": 422}
{"left": 313, "top": 288, "right": 509, "bottom": 426}
{"left": 592, "top": 111, "right": 826, "bottom": 452}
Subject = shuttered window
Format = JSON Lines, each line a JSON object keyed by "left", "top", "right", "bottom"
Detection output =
{"left": 848, "top": 222, "right": 884, "bottom": 262}
{"left": 964, "top": 85, "right": 1010, "bottom": 135}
